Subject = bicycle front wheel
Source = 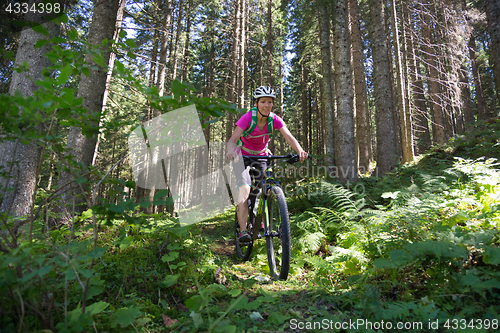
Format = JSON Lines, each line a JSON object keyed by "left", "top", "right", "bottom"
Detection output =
{"left": 265, "top": 186, "right": 291, "bottom": 280}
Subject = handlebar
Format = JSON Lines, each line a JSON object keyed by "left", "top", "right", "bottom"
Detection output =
{"left": 242, "top": 153, "right": 310, "bottom": 164}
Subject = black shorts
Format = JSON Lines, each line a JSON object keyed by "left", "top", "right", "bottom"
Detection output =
{"left": 236, "top": 158, "right": 267, "bottom": 190}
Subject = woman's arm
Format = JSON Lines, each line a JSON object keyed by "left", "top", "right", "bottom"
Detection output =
{"left": 278, "top": 125, "right": 308, "bottom": 162}
{"left": 227, "top": 125, "right": 245, "bottom": 160}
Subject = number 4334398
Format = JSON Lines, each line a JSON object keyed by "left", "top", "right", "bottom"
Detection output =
{"left": 5, "top": 2, "right": 61, "bottom": 14}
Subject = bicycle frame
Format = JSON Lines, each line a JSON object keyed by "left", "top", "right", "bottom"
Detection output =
{"left": 243, "top": 154, "right": 297, "bottom": 238}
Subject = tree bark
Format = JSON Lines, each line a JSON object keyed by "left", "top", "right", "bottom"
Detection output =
{"left": 171, "top": 0, "right": 184, "bottom": 81}
{"left": 390, "top": 0, "right": 414, "bottom": 163}
{"left": 0, "top": 3, "right": 60, "bottom": 220}
{"left": 181, "top": 0, "right": 192, "bottom": 83}
{"left": 485, "top": 0, "right": 500, "bottom": 111}
{"left": 469, "top": 33, "right": 487, "bottom": 121}
{"left": 349, "top": 0, "right": 371, "bottom": 174}
{"left": 301, "top": 63, "right": 309, "bottom": 153}
{"left": 403, "top": 0, "right": 430, "bottom": 154}
{"left": 318, "top": 0, "right": 335, "bottom": 171}
{"left": 368, "top": 0, "right": 398, "bottom": 176}
{"left": 421, "top": 0, "right": 447, "bottom": 145}
{"left": 157, "top": 0, "right": 173, "bottom": 97}
{"left": 225, "top": 0, "right": 242, "bottom": 143}
{"left": 266, "top": 0, "right": 273, "bottom": 86}
{"left": 56, "top": 0, "right": 121, "bottom": 222}
{"left": 333, "top": 0, "right": 357, "bottom": 183}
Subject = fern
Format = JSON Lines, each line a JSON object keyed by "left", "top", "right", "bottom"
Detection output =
{"left": 320, "top": 181, "right": 365, "bottom": 215}
{"left": 291, "top": 212, "right": 326, "bottom": 253}
{"left": 380, "top": 301, "right": 416, "bottom": 321}
{"left": 296, "top": 232, "right": 325, "bottom": 253}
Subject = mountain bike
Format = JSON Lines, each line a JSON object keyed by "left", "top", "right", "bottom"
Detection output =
{"left": 234, "top": 154, "right": 303, "bottom": 280}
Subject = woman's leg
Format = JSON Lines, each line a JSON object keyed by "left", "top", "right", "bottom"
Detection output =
{"left": 237, "top": 184, "right": 251, "bottom": 231}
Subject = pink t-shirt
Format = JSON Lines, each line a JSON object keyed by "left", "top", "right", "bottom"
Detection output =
{"left": 235, "top": 111, "right": 285, "bottom": 156}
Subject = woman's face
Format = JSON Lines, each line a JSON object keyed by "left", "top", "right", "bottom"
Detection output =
{"left": 256, "top": 97, "right": 274, "bottom": 115}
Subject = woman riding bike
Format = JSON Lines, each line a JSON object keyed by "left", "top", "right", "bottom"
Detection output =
{"left": 226, "top": 86, "right": 308, "bottom": 242}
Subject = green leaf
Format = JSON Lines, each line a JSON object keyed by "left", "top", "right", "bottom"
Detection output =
{"left": 244, "top": 300, "right": 260, "bottom": 310}
{"left": 185, "top": 295, "right": 208, "bottom": 312}
{"left": 228, "top": 289, "right": 241, "bottom": 297}
{"left": 75, "top": 177, "right": 87, "bottom": 184}
{"left": 87, "top": 247, "right": 107, "bottom": 259}
{"left": 404, "top": 240, "right": 467, "bottom": 260}
{"left": 268, "top": 312, "right": 290, "bottom": 325}
{"left": 139, "top": 201, "right": 152, "bottom": 208}
{"left": 162, "top": 274, "right": 180, "bottom": 288}
{"left": 190, "top": 311, "right": 203, "bottom": 328}
{"left": 444, "top": 211, "right": 469, "bottom": 226}
{"left": 57, "top": 64, "right": 73, "bottom": 84}
{"left": 161, "top": 251, "right": 179, "bottom": 262}
{"left": 119, "top": 30, "right": 126, "bottom": 39}
{"left": 34, "top": 39, "right": 49, "bottom": 48}
{"left": 35, "top": 79, "right": 54, "bottom": 89}
{"left": 154, "top": 189, "right": 170, "bottom": 200}
{"left": 389, "top": 249, "right": 414, "bottom": 266}
{"left": 120, "top": 237, "right": 133, "bottom": 250}
{"left": 373, "top": 258, "right": 397, "bottom": 269}
{"left": 171, "top": 80, "right": 185, "bottom": 100}
{"left": 461, "top": 273, "right": 480, "bottom": 286}
{"left": 243, "top": 278, "right": 257, "bottom": 288}
{"left": 124, "top": 39, "right": 136, "bottom": 48}
{"left": 68, "top": 29, "right": 78, "bottom": 41}
{"left": 54, "top": 13, "right": 69, "bottom": 24}
{"left": 81, "top": 67, "right": 90, "bottom": 77}
{"left": 483, "top": 245, "right": 500, "bottom": 265}
{"left": 114, "top": 307, "right": 142, "bottom": 327}
{"left": 37, "top": 265, "right": 52, "bottom": 277}
{"left": 50, "top": 37, "right": 66, "bottom": 44}
{"left": 32, "top": 25, "right": 49, "bottom": 36}
{"left": 229, "top": 296, "right": 249, "bottom": 311}
{"left": 86, "top": 301, "right": 109, "bottom": 316}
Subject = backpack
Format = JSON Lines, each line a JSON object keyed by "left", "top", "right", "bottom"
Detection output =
{"left": 237, "top": 107, "right": 275, "bottom": 148}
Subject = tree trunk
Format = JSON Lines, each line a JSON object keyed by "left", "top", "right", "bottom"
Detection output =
{"left": 266, "top": 0, "right": 273, "bottom": 86}
{"left": 390, "top": 0, "right": 414, "bottom": 163}
{"left": 485, "top": 0, "right": 500, "bottom": 111}
{"left": 92, "top": 0, "right": 126, "bottom": 167}
{"left": 349, "top": 0, "right": 371, "bottom": 174}
{"left": 171, "top": 0, "right": 184, "bottom": 81}
{"left": 403, "top": 0, "right": 430, "bottom": 154}
{"left": 225, "top": 0, "right": 242, "bottom": 143}
{"left": 0, "top": 4, "right": 59, "bottom": 222}
{"left": 238, "top": 0, "right": 246, "bottom": 109}
{"left": 333, "top": 0, "right": 357, "bottom": 183}
{"left": 181, "top": 0, "right": 192, "bottom": 83}
{"left": 157, "top": 0, "right": 173, "bottom": 97}
{"left": 318, "top": 0, "right": 335, "bottom": 171}
{"left": 279, "top": 51, "right": 285, "bottom": 154}
{"left": 421, "top": 0, "right": 447, "bottom": 145}
{"left": 469, "top": 33, "right": 487, "bottom": 121}
{"left": 301, "top": 63, "right": 309, "bottom": 153}
{"left": 56, "top": 0, "right": 121, "bottom": 222}
{"left": 368, "top": 0, "right": 398, "bottom": 176}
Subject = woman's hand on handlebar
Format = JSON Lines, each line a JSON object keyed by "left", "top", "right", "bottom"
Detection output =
{"left": 298, "top": 150, "right": 308, "bottom": 162}
{"left": 227, "top": 151, "right": 240, "bottom": 162}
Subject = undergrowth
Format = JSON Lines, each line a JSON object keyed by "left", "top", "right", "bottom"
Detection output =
{"left": 1, "top": 120, "right": 500, "bottom": 332}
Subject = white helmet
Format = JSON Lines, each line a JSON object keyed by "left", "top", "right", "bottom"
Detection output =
{"left": 253, "top": 86, "right": 276, "bottom": 99}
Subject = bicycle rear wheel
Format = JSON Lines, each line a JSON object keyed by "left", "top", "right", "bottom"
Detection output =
{"left": 265, "top": 186, "right": 291, "bottom": 280}
{"left": 234, "top": 211, "right": 253, "bottom": 261}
